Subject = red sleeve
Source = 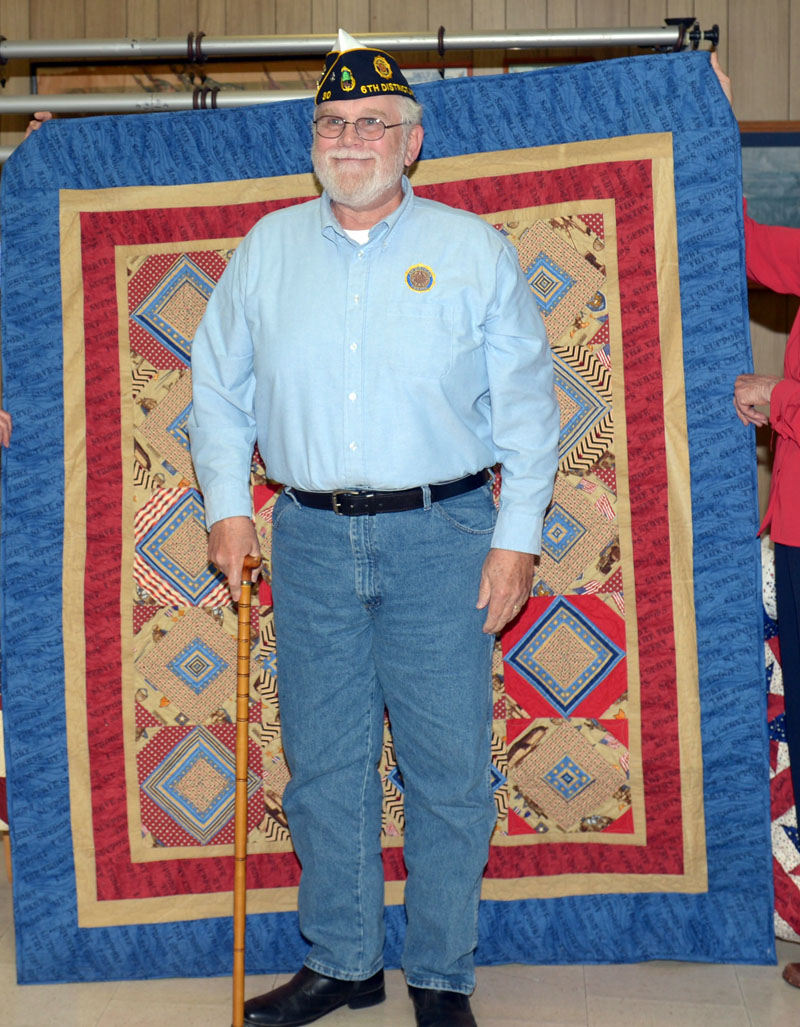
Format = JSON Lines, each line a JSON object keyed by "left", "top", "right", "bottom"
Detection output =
{"left": 744, "top": 201, "right": 800, "bottom": 297}
{"left": 771, "top": 378, "right": 800, "bottom": 444}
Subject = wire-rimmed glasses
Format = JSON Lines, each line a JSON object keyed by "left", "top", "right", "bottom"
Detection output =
{"left": 313, "top": 116, "right": 408, "bottom": 140}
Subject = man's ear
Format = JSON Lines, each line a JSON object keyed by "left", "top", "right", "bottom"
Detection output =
{"left": 404, "top": 123, "right": 424, "bottom": 167}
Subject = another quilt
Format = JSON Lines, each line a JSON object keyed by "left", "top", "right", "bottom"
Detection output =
{"left": 1, "top": 52, "right": 774, "bottom": 983}
{"left": 762, "top": 538, "right": 800, "bottom": 939}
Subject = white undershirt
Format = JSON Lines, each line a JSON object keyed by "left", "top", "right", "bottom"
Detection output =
{"left": 343, "top": 228, "right": 370, "bottom": 244}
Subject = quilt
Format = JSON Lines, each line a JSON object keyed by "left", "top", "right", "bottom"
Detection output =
{"left": 0, "top": 51, "right": 775, "bottom": 983}
{"left": 762, "top": 538, "right": 800, "bottom": 941}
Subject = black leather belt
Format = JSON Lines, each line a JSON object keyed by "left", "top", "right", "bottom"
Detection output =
{"left": 291, "top": 470, "right": 490, "bottom": 517}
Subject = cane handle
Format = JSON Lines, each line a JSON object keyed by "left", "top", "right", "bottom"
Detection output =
{"left": 239, "top": 554, "right": 261, "bottom": 587}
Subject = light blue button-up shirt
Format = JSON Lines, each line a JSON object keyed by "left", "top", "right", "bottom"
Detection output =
{"left": 188, "top": 178, "right": 559, "bottom": 553}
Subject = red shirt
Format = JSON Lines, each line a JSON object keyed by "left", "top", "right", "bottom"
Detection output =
{"left": 744, "top": 211, "right": 800, "bottom": 545}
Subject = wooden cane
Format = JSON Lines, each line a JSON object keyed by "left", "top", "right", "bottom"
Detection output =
{"left": 232, "top": 554, "right": 262, "bottom": 1027}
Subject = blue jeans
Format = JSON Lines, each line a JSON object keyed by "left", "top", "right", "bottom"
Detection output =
{"left": 271, "top": 483, "right": 498, "bottom": 994}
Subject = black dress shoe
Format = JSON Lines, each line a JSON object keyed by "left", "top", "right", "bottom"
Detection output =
{"left": 408, "top": 985, "right": 478, "bottom": 1027}
{"left": 243, "top": 966, "right": 385, "bottom": 1026}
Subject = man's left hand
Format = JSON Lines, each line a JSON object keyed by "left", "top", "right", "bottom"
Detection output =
{"left": 476, "top": 548, "right": 535, "bottom": 635}
{"left": 24, "top": 111, "right": 53, "bottom": 139}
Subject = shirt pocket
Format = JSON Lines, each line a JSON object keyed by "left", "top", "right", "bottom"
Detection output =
{"left": 383, "top": 302, "right": 454, "bottom": 378}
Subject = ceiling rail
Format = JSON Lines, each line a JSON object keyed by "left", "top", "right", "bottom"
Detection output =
{"left": 0, "top": 22, "right": 719, "bottom": 64}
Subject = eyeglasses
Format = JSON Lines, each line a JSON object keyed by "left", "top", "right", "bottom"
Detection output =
{"left": 313, "top": 116, "right": 408, "bottom": 140}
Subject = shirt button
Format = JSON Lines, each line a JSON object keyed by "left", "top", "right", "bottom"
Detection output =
{"left": 350, "top": 442, "right": 358, "bottom": 451}
{"left": 353, "top": 295, "right": 360, "bottom": 304}
{"left": 358, "top": 251, "right": 363, "bottom": 260}
{"left": 348, "top": 392, "right": 357, "bottom": 401}
{"left": 350, "top": 343, "right": 357, "bottom": 352}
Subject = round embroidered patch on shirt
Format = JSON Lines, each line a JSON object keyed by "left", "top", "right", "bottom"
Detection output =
{"left": 405, "top": 265, "right": 435, "bottom": 292}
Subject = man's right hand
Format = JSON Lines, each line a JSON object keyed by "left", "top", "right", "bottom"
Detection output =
{"left": 0, "top": 409, "right": 12, "bottom": 448}
{"left": 207, "top": 515, "right": 261, "bottom": 602}
{"left": 733, "top": 372, "right": 780, "bottom": 427}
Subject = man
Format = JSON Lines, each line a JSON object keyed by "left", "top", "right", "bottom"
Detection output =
{"left": 188, "top": 30, "right": 559, "bottom": 1027}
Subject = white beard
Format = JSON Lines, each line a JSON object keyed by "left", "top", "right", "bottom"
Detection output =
{"left": 312, "top": 139, "right": 408, "bottom": 209}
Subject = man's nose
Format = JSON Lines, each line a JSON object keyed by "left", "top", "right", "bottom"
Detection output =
{"left": 340, "top": 121, "right": 361, "bottom": 143}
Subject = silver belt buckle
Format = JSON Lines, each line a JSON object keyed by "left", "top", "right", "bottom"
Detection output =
{"left": 331, "top": 489, "right": 359, "bottom": 515}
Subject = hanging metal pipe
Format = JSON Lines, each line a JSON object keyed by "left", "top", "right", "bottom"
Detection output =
{"left": 0, "top": 19, "right": 721, "bottom": 161}
{"left": 0, "top": 26, "right": 694, "bottom": 63}
{"left": 0, "top": 89, "right": 311, "bottom": 115}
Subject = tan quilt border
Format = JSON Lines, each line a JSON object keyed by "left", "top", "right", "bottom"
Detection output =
{"left": 62, "top": 131, "right": 704, "bottom": 927}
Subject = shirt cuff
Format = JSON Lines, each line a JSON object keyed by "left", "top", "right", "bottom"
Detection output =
{"left": 201, "top": 488, "right": 254, "bottom": 531}
{"left": 490, "top": 509, "right": 544, "bottom": 555}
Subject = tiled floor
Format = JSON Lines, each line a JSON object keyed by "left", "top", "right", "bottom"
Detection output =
{"left": 2, "top": 869, "right": 799, "bottom": 1027}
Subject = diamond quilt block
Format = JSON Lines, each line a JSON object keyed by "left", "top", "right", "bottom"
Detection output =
{"left": 503, "top": 595, "right": 627, "bottom": 719}
{"left": 134, "top": 487, "right": 229, "bottom": 606}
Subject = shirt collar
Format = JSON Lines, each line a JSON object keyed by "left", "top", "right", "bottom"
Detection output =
{"left": 321, "top": 175, "right": 414, "bottom": 244}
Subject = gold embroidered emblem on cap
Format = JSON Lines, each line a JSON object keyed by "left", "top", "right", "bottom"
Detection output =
{"left": 373, "top": 56, "right": 393, "bottom": 80}
{"left": 405, "top": 265, "right": 435, "bottom": 292}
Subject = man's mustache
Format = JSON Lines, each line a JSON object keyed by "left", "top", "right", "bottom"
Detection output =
{"left": 323, "top": 149, "right": 375, "bottom": 160}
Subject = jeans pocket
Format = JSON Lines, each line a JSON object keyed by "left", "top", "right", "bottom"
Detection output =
{"left": 432, "top": 484, "right": 498, "bottom": 535}
{"left": 271, "top": 488, "right": 294, "bottom": 531}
